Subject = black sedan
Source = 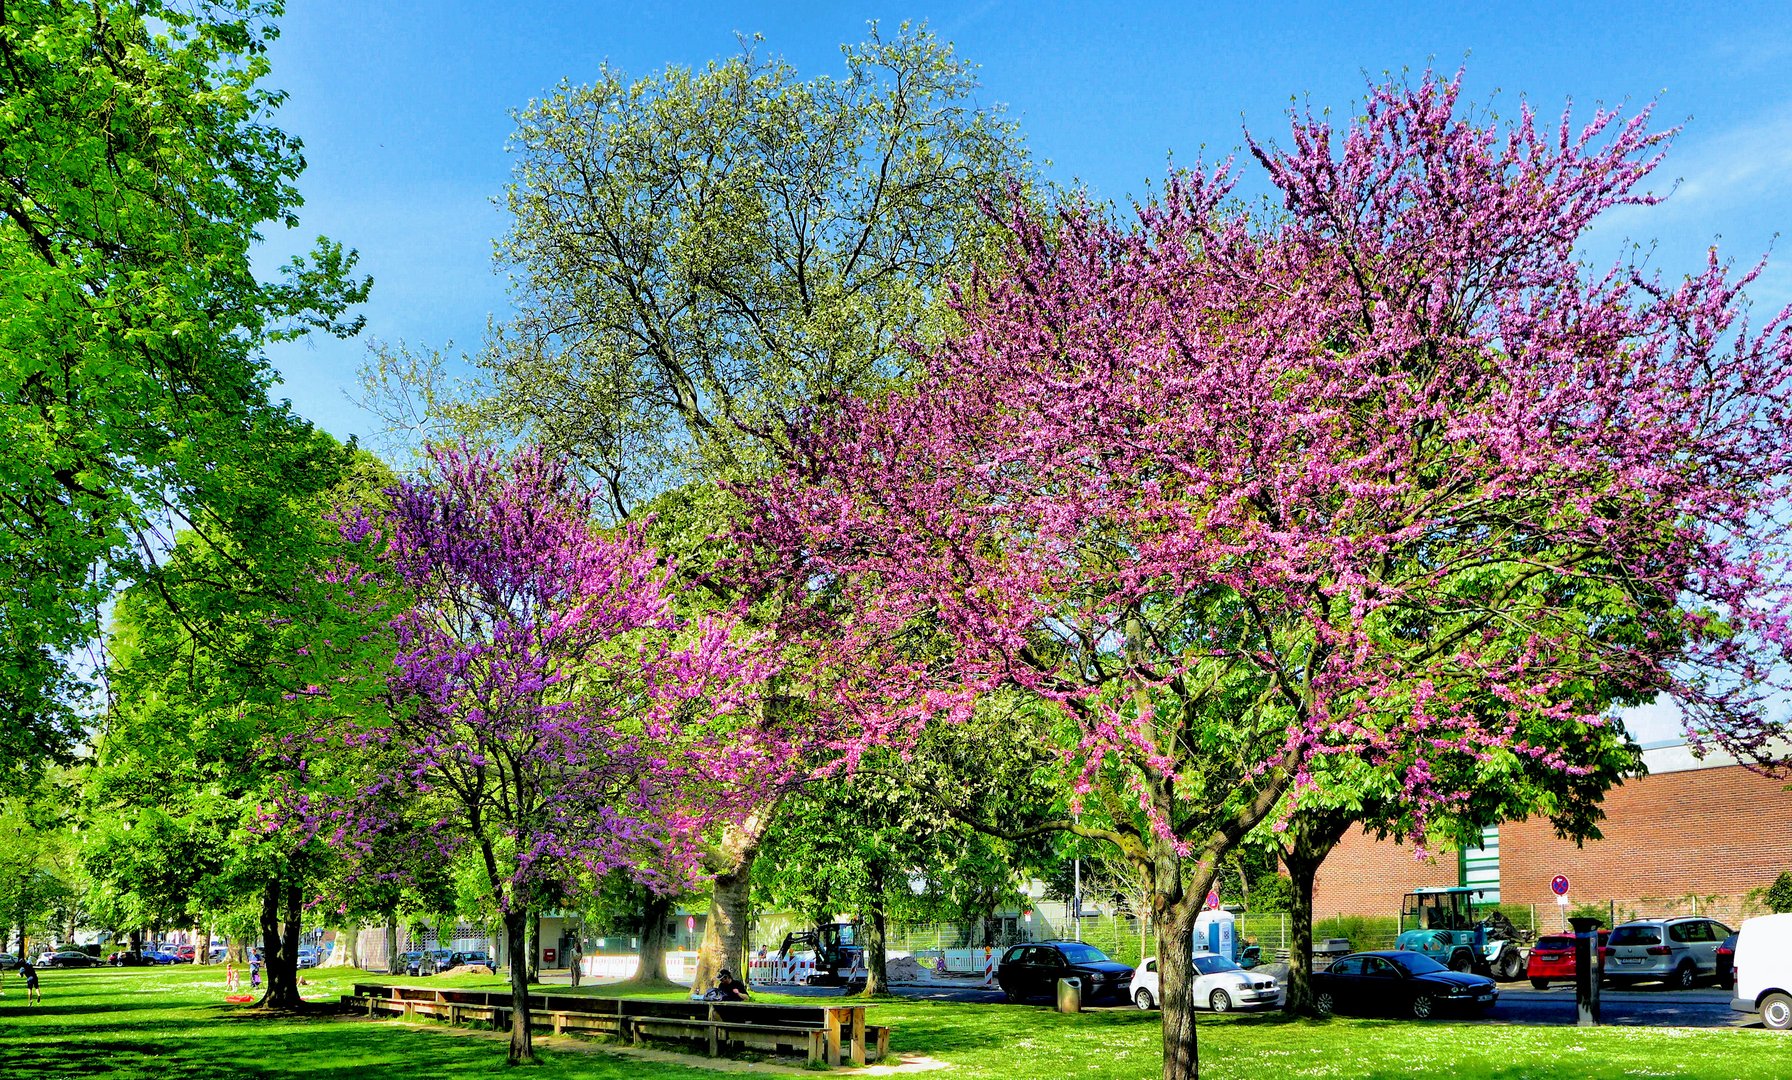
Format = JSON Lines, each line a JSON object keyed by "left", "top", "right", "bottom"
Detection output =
{"left": 996, "top": 940, "right": 1135, "bottom": 1004}
{"left": 39, "top": 949, "right": 104, "bottom": 968}
{"left": 107, "top": 950, "right": 157, "bottom": 966}
{"left": 1312, "top": 950, "right": 1497, "bottom": 1019}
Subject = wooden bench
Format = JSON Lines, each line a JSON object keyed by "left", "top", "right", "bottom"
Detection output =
{"left": 343, "top": 984, "right": 889, "bottom": 1065}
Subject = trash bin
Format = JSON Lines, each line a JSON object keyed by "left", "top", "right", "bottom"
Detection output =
{"left": 1057, "top": 976, "right": 1082, "bottom": 1013}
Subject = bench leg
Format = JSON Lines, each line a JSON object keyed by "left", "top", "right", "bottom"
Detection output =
{"left": 826, "top": 1010, "right": 842, "bottom": 1067}
{"left": 876, "top": 1026, "right": 890, "bottom": 1062}
{"left": 808, "top": 1031, "right": 824, "bottom": 1066}
{"left": 707, "top": 1024, "right": 718, "bottom": 1057}
{"left": 851, "top": 1007, "right": 867, "bottom": 1067}
{"left": 554, "top": 1014, "right": 566, "bottom": 1036}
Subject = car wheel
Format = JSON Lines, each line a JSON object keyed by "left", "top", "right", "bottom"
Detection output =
{"left": 1001, "top": 988, "right": 1020, "bottom": 1003}
{"left": 1209, "top": 989, "right": 1233, "bottom": 1013}
{"left": 1761, "top": 992, "right": 1792, "bottom": 1031}
{"left": 1134, "top": 987, "right": 1156, "bottom": 1011}
{"left": 1314, "top": 991, "right": 1335, "bottom": 1017}
{"left": 1530, "top": 978, "right": 1548, "bottom": 990}
{"left": 1672, "top": 963, "right": 1696, "bottom": 990}
{"left": 1448, "top": 951, "right": 1474, "bottom": 973}
{"left": 1498, "top": 949, "right": 1524, "bottom": 981}
{"left": 1411, "top": 993, "right": 1436, "bottom": 1019}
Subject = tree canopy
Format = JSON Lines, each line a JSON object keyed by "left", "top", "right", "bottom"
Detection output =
{"left": 0, "top": 0, "right": 368, "bottom": 785}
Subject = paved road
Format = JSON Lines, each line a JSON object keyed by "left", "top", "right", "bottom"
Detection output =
{"left": 766, "top": 978, "right": 1755, "bottom": 1028}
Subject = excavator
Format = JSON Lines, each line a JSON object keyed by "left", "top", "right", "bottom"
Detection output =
{"left": 774, "top": 921, "right": 867, "bottom": 989}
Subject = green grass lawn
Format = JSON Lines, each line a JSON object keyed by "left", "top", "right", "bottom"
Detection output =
{"left": 0, "top": 964, "right": 1781, "bottom": 1079}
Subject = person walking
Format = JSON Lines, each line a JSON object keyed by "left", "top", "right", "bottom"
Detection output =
{"left": 18, "top": 957, "right": 41, "bottom": 1005}
{"left": 249, "top": 954, "right": 261, "bottom": 992}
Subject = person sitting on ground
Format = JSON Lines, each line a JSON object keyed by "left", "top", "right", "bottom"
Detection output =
{"left": 712, "top": 968, "right": 751, "bottom": 1002}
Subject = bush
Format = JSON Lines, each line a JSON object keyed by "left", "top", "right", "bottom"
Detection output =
{"left": 1766, "top": 872, "right": 1792, "bottom": 915}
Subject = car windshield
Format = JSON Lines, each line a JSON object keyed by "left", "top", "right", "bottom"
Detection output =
{"left": 1535, "top": 936, "right": 1572, "bottom": 950}
{"left": 1387, "top": 952, "right": 1448, "bottom": 975}
{"left": 1057, "top": 943, "right": 1111, "bottom": 965}
{"left": 1610, "top": 926, "right": 1660, "bottom": 946}
{"left": 1192, "top": 954, "right": 1242, "bottom": 976}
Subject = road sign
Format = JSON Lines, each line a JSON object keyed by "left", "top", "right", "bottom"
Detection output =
{"left": 1551, "top": 875, "right": 1570, "bottom": 897}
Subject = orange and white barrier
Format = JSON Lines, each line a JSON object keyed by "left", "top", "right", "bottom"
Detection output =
{"left": 982, "top": 947, "right": 996, "bottom": 987}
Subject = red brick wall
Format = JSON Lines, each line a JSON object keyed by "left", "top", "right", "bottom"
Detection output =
{"left": 1499, "top": 763, "right": 1792, "bottom": 908}
{"left": 1309, "top": 764, "right": 1792, "bottom": 922}
{"left": 1311, "top": 828, "right": 1458, "bottom": 918}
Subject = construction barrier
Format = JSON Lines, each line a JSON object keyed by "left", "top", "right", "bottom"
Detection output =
{"left": 982, "top": 946, "right": 996, "bottom": 988}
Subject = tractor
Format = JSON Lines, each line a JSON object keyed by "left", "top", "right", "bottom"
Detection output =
{"left": 1396, "top": 886, "right": 1527, "bottom": 981}
{"left": 775, "top": 921, "right": 867, "bottom": 989}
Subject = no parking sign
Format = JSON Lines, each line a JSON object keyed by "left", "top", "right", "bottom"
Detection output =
{"left": 1552, "top": 874, "right": 1570, "bottom": 907}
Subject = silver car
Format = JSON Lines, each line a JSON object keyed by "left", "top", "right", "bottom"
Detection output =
{"left": 1606, "top": 917, "right": 1732, "bottom": 989}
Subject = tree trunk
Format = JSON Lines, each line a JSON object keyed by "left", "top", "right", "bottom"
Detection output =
{"left": 626, "top": 893, "right": 677, "bottom": 988}
{"left": 385, "top": 914, "right": 399, "bottom": 975}
{"left": 526, "top": 911, "right": 540, "bottom": 983}
{"left": 323, "top": 921, "right": 360, "bottom": 968}
{"left": 504, "top": 908, "right": 536, "bottom": 1064}
{"left": 1278, "top": 816, "right": 1350, "bottom": 1018}
{"left": 1157, "top": 899, "right": 1202, "bottom": 1080}
{"left": 694, "top": 796, "right": 779, "bottom": 992}
{"left": 697, "top": 869, "right": 752, "bottom": 993}
{"left": 1283, "top": 849, "right": 1320, "bottom": 1016}
{"left": 129, "top": 929, "right": 142, "bottom": 954}
{"left": 261, "top": 881, "right": 304, "bottom": 1008}
{"left": 860, "top": 904, "right": 888, "bottom": 997}
{"left": 193, "top": 923, "right": 206, "bottom": 964}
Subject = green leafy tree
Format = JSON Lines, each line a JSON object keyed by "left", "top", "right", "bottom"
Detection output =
{"left": 1766, "top": 871, "right": 1792, "bottom": 915}
{"left": 86, "top": 443, "right": 391, "bottom": 1005}
{"left": 0, "top": 0, "right": 369, "bottom": 786}
{"left": 470, "top": 23, "right": 1036, "bottom": 994}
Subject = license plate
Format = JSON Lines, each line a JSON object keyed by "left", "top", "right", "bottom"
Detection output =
{"left": 1618, "top": 958, "right": 1641, "bottom": 966}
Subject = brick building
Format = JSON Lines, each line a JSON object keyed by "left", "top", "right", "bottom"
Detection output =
{"left": 1312, "top": 742, "right": 1792, "bottom": 923}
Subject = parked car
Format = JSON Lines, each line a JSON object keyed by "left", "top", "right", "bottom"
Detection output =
{"left": 457, "top": 950, "right": 493, "bottom": 969}
{"left": 1717, "top": 932, "right": 1738, "bottom": 989}
{"left": 995, "top": 941, "right": 1135, "bottom": 1005}
{"left": 1526, "top": 929, "right": 1610, "bottom": 989}
{"left": 1605, "top": 917, "right": 1732, "bottom": 989}
{"left": 295, "top": 947, "right": 320, "bottom": 970}
{"left": 107, "top": 949, "right": 156, "bottom": 967}
{"left": 1129, "top": 953, "right": 1281, "bottom": 1012}
{"left": 1312, "top": 950, "right": 1498, "bottom": 1019}
{"left": 144, "top": 948, "right": 181, "bottom": 964}
{"left": 397, "top": 949, "right": 425, "bottom": 975}
{"left": 1730, "top": 912, "right": 1792, "bottom": 1030}
{"left": 416, "top": 949, "right": 459, "bottom": 976}
{"left": 41, "top": 949, "right": 104, "bottom": 968}
{"left": 172, "top": 945, "right": 196, "bottom": 962}
{"left": 0, "top": 953, "right": 21, "bottom": 970}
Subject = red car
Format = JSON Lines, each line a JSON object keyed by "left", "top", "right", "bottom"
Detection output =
{"left": 1527, "top": 930, "right": 1610, "bottom": 989}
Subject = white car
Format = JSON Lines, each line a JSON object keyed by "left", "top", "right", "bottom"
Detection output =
{"left": 1129, "top": 952, "right": 1282, "bottom": 1013}
{"left": 1730, "top": 912, "right": 1792, "bottom": 1030}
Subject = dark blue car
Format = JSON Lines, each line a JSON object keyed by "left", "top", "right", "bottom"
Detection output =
{"left": 1312, "top": 950, "right": 1498, "bottom": 1019}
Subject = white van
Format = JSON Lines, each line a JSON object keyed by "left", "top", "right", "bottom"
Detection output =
{"left": 1730, "top": 912, "right": 1792, "bottom": 1030}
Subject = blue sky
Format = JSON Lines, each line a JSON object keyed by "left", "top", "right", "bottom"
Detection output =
{"left": 255, "top": 2, "right": 1792, "bottom": 743}
{"left": 259, "top": 1, "right": 1792, "bottom": 442}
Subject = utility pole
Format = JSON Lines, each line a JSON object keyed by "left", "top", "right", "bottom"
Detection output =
{"left": 1073, "top": 857, "right": 1082, "bottom": 942}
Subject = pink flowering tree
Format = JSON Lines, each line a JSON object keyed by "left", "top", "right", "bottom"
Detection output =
{"left": 738, "top": 72, "right": 1792, "bottom": 1079}
{"left": 287, "top": 445, "right": 775, "bottom": 1063}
